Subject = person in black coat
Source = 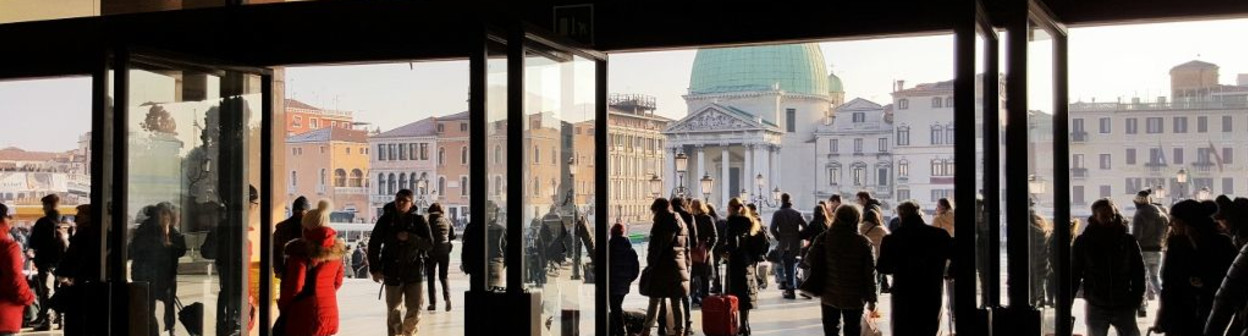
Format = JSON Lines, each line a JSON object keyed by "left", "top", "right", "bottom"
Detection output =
{"left": 688, "top": 199, "right": 718, "bottom": 305}
{"left": 367, "top": 190, "right": 434, "bottom": 336}
{"left": 273, "top": 196, "right": 309, "bottom": 279}
{"left": 425, "top": 203, "right": 457, "bottom": 312}
{"left": 708, "top": 203, "right": 729, "bottom": 294}
{"left": 609, "top": 223, "right": 640, "bottom": 336}
{"left": 639, "top": 198, "right": 690, "bottom": 336}
{"left": 1072, "top": 198, "right": 1145, "bottom": 336}
{"left": 1153, "top": 200, "right": 1237, "bottom": 336}
{"left": 876, "top": 201, "right": 951, "bottom": 336}
{"left": 462, "top": 200, "right": 507, "bottom": 290}
{"left": 664, "top": 197, "right": 695, "bottom": 334}
{"left": 55, "top": 205, "right": 104, "bottom": 336}
{"left": 28, "top": 194, "right": 65, "bottom": 330}
{"left": 130, "top": 203, "right": 188, "bottom": 336}
{"left": 725, "top": 197, "right": 766, "bottom": 336}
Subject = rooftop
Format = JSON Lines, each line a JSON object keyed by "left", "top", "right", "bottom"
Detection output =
{"left": 373, "top": 117, "right": 437, "bottom": 139}
{"left": 286, "top": 127, "right": 369, "bottom": 143}
{"left": 0, "top": 147, "right": 72, "bottom": 162}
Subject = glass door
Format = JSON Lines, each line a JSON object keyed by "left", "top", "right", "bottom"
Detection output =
{"left": 505, "top": 26, "right": 606, "bottom": 336}
{"left": 109, "top": 49, "right": 272, "bottom": 336}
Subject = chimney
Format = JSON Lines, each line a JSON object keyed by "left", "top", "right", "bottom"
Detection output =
{"left": 895, "top": 80, "right": 906, "bottom": 92}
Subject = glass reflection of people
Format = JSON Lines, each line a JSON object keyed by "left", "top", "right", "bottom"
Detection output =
{"left": 201, "top": 186, "right": 258, "bottom": 336}
{"left": 131, "top": 202, "right": 188, "bottom": 336}
{"left": 463, "top": 200, "right": 506, "bottom": 290}
{"left": 29, "top": 194, "right": 65, "bottom": 331}
{"left": 57, "top": 204, "right": 104, "bottom": 336}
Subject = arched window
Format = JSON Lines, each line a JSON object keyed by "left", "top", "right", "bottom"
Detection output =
{"left": 944, "top": 159, "right": 956, "bottom": 176}
{"left": 494, "top": 175, "right": 503, "bottom": 195}
{"left": 494, "top": 145, "right": 502, "bottom": 164}
{"left": 388, "top": 173, "right": 397, "bottom": 195}
{"left": 461, "top": 146, "right": 469, "bottom": 165}
{"left": 410, "top": 172, "right": 419, "bottom": 191}
{"left": 931, "top": 125, "right": 944, "bottom": 145}
{"left": 828, "top": 164, "right": 841, "bottom": 186}
{"left": 461, "top": 177, "right": 469, "bottom": 196}
{"left": 945, "top": 124, "right": 955, "bottom": 144}
{"left": 438, "top": 147, "right": 445, "bottom": 166}
{"left": 334, "top": 169, "right": 347, "bottom": 187}
{"left": 291, "top": 171, "right": 297, "bottom": 187}
{"left": 534, "top": 146, "right": 540, "bottom": 164}
{"left": 438, "top": 176, "right": 446, "bottom": 196}
{"left": 931, "top": 160, "right": 943, "bottom": 177}
{"left": 350, "top": 169, "right": 363, "bottom": 187}
{"left": 399, "top": 171, "right": 409, "bottom": 192}
{"left": 931, "top": 97, "right": 942, "bottom": 108}
{"left": 378, "top": 174, "right": 386, "bottom": 195}
{"left": 319, "top": 169, "right": 327, "bottom": 186}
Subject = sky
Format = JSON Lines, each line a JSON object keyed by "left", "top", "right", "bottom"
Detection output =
{"left": 5, "top": 18, "right": 1248, "bottom": 152}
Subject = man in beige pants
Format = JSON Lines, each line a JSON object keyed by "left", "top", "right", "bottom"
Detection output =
{"left": 368, "top": 190, "right": 434, "bottom": 336}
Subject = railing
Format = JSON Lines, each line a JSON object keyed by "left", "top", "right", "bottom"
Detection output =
{"left": 1071, "top": 131, "right": 1088, "bottom": 142}
{"left": 335, "top": 187, "right": 369, "bottom": 195}
{"left": 1070, "top": 100, "right": 1248, "bottom": 112}
{"left": 1072, "top": 168, "right": 1088, "bottom": 179}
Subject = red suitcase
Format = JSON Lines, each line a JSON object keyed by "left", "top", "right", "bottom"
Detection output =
{"left": 703, "top": 256, "right": 739, "bottom": 336}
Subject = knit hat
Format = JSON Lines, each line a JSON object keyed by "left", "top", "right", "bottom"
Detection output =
{"left": 1134, "top": 189, "right": 1152, "bottom": 204}
{"left": 304, "top": 226, "right": 338, "bottom": 248}
{"left": 292, "top": 196, "right": 310, "bottom": 212}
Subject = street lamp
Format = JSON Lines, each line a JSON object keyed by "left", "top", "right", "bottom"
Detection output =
{"left": 750, "top": 173, "right": 780, "bottom": 208}
{"left": 671, "top": 152, "right": 689, "bottom": 198}
{"left": 1152, "top": 186, "right": 1168, "bottom": 204}
{"left": 649, "top": 174, "right": 662, "bottom": 198}
{"left": 1197, "top": 187, "right": 1212, "bottom": 201}
{"left": 699, "top": 173, "right": 714, "bottom": 201}
{"left": 1176, "top": 168, "right": 1189, "bottom": 200}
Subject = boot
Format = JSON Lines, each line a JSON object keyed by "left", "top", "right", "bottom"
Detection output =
{"left": 444, "top": 283, "right": 452, "bottom": 311}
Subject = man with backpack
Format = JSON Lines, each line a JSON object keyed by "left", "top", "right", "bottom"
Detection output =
{"left": 368, "top": 190, "right": 434, "bottom": 336}
{"left": 28, "top": 194, "right": 65, "bottom": 331}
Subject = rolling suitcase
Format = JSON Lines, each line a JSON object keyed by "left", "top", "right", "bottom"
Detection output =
{"left": 702, "top": 257, "right": 739, "bottom": 336}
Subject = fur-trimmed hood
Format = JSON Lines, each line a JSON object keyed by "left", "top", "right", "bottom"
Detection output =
{"left": 283, "top": 238, "right": 348, "bottom": 263}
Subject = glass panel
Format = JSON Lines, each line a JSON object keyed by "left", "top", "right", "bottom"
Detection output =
{"left": 522, "top": 44, "right": 597, "bottom": 335}
{"left": 1026, "top": 20, "right": 1058, "bottom": 335}
{"left": 123, "top": 61, "right": 261, "bottom": 336}
{"left": 485, "top": 40, "right": 509, "bottom": 291}
{"left": 973, "top": 28, "right": 994, "bottom": 311}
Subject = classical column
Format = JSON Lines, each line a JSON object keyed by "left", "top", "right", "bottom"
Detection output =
{"left": 721, "top": 145, "right": 731, "bottom": 208}
{"left": 744, "top": 144, "right": 754, "bottom": 200}
{"left": 665, "top": 146, "right": 676, "bottom": 198}
{"left": 696, "top": 145, "right": 706, "bottom": 199}
{"left": 768, "top": 145, "right": 778, "bottom": 193}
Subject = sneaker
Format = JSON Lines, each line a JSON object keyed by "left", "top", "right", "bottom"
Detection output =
{"left": 782, "top": 291, "right": 796, "bottom": 300}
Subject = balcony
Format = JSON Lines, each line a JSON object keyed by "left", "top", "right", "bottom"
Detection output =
{"left": 1072, "top": 168, "right": 1089, "bottom": 179}
{"left": 335, "top": 187, "right": 369, "bottom": 195}
{"left": 1071, "top": 131, "right": 1089, "bottom": 143}
{"left": 1193, "top": 161, "right": 1215, "bottom": 172}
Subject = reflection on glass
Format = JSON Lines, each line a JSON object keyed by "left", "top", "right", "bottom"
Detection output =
{"left": 485, "top": 41, "right": 509, "bottom": 291}
{"left": 1026, "top": 21, "right": 1058, "bottom": 335}
{"left": 125, "top": 65, "right": 260, "bottom": 336}
{"left": 521, "top": 46, "right": 597, "bottom": 335}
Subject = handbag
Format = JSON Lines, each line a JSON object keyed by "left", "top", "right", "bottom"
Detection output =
{"left": 639, "top": 220, "right": 680, "bottom": 297}
{"left": 175, "top": 297, "right": 204, "bottom": 336}
{"left": 691, "top": 242, "right": 710, "bottom": 265}
{"left": 860, "top": 311, "right": 882, "bottom": 336}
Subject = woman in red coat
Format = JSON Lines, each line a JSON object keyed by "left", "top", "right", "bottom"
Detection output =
{"left": 0, "top": 203, "right": 35, "bottom": 335}
{"left": 278, "top": 200, "right": 347, "bottom": 336}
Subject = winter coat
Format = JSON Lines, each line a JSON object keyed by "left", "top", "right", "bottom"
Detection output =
{"left": 676, "top": 210, "right": 696, "bottom": 248}
{"left": 1206, "top": 244, "right": 1248, "bottom": 336}
{"left": 0, "top": 236, "right": 35, "bottom": 333}
{"left": 1156, "top": 232, "right": 1236, "bottom": 335}
{"left": 933, "top": 210, "right": 955, "bottom": 237}
{"left": 429, "top": 212, "right": 457, "bottom": 255}
{"left": 1132, "top": 202, "right": 1170, "bottom": 252}
{"left": 1029, "top": 214, "right": 1051, "bottom": 303}
{"left": 1070, "top": 220, "right": 1145, "bottom": 310}
{"left": 279, "top": 238, "right": 347, "bottom": 336}
{"left": 367, "top": 204, "right": 433, "bottom": 284}
{"left": 273, "top": 214, "right": 303, "bottom": 278}
{"left": 693, "top": 213, "right": 718, "bottom": 250}
{"left": 641, "top": 211, "right": 690, "bottom": 299}
{"left": 858, "top": 221, "right": 889, "bottom": 259}
{"left": 461, "top": 220, "right": 506, "bottom": 278}
{"left": 129, "top": 222, "right": 188, "bottom": 299}
{"left": 56, "top": 225, "right": 101, "bottom": 283}
{"left": 876, "top": 216, "right": 951, "bottom": 300}
{"left": 807, "top": 223, "right": 877, "bottom": 309}
{"left": 804, "top": 217, "right": 829, "bottom": 242}
{"left": 713, "top": 218, "right": 729, "bottom": 255}
{"left": 724, "top": 214, "right": 763, "bottom": 309}
{"left": 30, "top": 211, "right": 65, "bottom": 268}
{"left": 769, "top": 204, "right": 808, "bottom": 254}
{"left": 862, "top": 200, "right": 885, "bottom": 227}
{"left": 609, "top": 236, "right": 640, "bottom": 296}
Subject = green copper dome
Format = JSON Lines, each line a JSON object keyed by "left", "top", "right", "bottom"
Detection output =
{"left": 689, "top": 44, "right": 830, "bottom": 96}
{"left": 828, "top": 72, "right": 844, "bottom": 93}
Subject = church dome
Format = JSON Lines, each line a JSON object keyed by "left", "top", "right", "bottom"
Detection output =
{"left": 689, "top": 44, "right": 830, "bottom": 96}
{"left": 828, "top": 72, "right": 844, "bottom": 93}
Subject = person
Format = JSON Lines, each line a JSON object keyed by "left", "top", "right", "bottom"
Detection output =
{"left": 1220, "top": 197, "right": 1248, "bottom": 249}
{"left": 609, "top": 223, "right": 640, "bottom": 336}
{"left": 668, "top": 197, "right": 695, "bottom": 334}
{"left": 462, "top": 200, "right": 506, "bottom": 290}
{"left": 1207, "top": 200, "right": 1248, "bottom": 336}
{"left": 746, "top": 203, "right": 770, "bottom": 290}
{"left": 1216, "top": 195, "right": 1236, "bottom": 235}
{"left": 425, "top": 203, "right": 456, "bottom": 312}
{"left": 803, "top": 204, "right": 877, "bottom": 336}
{"left": 1071, "top": 198, "right": 1145, "bottom": 336}
{"left": 1131, "top": 189, "right": 1168, "bottom": 316}
{"left": 725, "top": 198, "right": 766, "bottom": 336}
{"left": 56, "top": 205, "right": 104, "bottom": 336}
{"left": 277, "top": 200, "right": 346, "bottom": 336}
{"left": 1152, "top": 200, "right": 1237, "bottom": 336}
{"left": 1029, "top": 208, "right": 1051, "bottom": 308}
{"left": 28, "top": 194, "right": 65, "bottom": 331}
{"left": 689, "top": 199, "right": 717, "bottom": 305}
{"left": 804, "top": 205, "right": 831, "bottom": 247}
{"left": 0, "top": 203, "right": 35, "bottom": 336}
{"left": 857, "top": 192, "right": 886, "bottom": 232}
{"left": 368, "top": 190, "right": 434, "bottom": 336}
{"left": 274, "top": 196, "right": 310, "bottom": 279}
{"left": 876, "top": 200, "right": 951, "bottom": 336}
{"left": 858, "top": 204, "right": 889, "bottom": 293}
{"left": 769, "top": 193, "right": 807, "bottom": 300}
{"left": 932, "top": 198, "right": 954, "bottom": 237}
{"left": 707, "top": 203, "right": 728, "bottom": 294}
{"left": 827, "top": 195, "right": 842, "bottom": 217}
{"left": 351, "top": 243, "right": 368, "bottom": 279}
{"left": 638, "top": 198, "right": 690, "bottom": 336}
{"left": 130, "top": 203, "right": 188, "bottom": 336}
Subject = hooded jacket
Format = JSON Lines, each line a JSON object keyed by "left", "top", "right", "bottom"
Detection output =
{"left": 279, "top": 228, "right": 347, "bottom": 336}
{"left": 367, "top": 203, "right": 433, "bottom": 284}
{"left": 609, "top": 235, "right": 640, "bottom": 296}
{"left": 0, "top": 236, "right": 35, "bottom": 333}
{"left": 807, "top": 222, "right": 877, "bottom": 309}
{"left": 1131, "top": 202, "right": 1169, "bottom": 252}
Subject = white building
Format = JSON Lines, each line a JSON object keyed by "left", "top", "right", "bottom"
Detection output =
{"left": 814, "top": 98, "right": 894, "bottom": 203}
{"left": 368, "top": 117, "right": 438, "bottom": 221}
{"left": 891, "top": 80, "right": 957, "bottom": 212}
{"left": 664, "top": 44, "right": 845, "bottom": 212}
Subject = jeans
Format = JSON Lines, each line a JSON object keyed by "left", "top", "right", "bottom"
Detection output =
{"left": 426, "top": 250, "right": 451, "bottom": 307}
{"left": 642, "top": 297, "right": 684, "bottom": 335}
{"left": 1085, "top": 305, "right": 1141, "bottom": 336}
{"left": 610, "top": 294, "right": 626, "bottom": 336}
{"left": 1142, "top": 251, "right": 1161, "bottom": 300}
{"left": 691, "top": 264, "right": 710, "bottom": 302}
{"left": 821, "top": 305, "right": 864, "bottom": 336}
{"left": 781, "top": 254, "right": 798, "bottom": 290}
{"left": 34, "top": 266, "right": 54, "bottom": 321}
{"left": 385, "top": 282, "right": 425, "bottom": 336}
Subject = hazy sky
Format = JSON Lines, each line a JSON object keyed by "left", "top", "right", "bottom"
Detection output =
{"left": 5, "top": 18, "right": 1248, "bottom": 152}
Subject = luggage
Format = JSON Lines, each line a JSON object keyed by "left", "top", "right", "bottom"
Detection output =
{"left": 622, "top": 309, "right": 647, "bottom": 336}
{"left": 703, "top": 257, "right": 740, "bottom": 336}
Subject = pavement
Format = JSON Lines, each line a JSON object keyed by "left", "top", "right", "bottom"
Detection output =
{"left": 21, "top": 248, "right": 1161, "bottom": 336}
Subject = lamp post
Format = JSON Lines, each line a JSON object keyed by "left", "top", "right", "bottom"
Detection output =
{"left": 649, "top": 174, "right": 663, "bottom": 198}
{"left": 671, "top": 152, "right": 689, "bottom": 198}
{"left": 1197, "top": 187, "right": 1212, "bottom": 201}
{"left": 750, "top": 173, "right": 780, "bottom": 209}
{"left": 699, "top": 173, "right": 715, "bottom": 202}
{"left": 415, "top": 175, "right": 431, "bottom": 214}
{"left": 1176, "top": 168, "right": 1189, "bottom": 201}
{"left": 1152, "top": 186, "right": 1168, "bottom": 205}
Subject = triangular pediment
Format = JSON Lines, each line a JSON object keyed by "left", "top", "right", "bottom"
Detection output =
{"left": 836, "top": 98, "right": 882, "bottom": 112}
{"left": 664, "top": 103, "right": 777, "bottom": 134}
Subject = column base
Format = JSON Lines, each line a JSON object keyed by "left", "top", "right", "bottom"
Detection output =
{"left": 466, "top": 290, "right": 543, "bottom": 336}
